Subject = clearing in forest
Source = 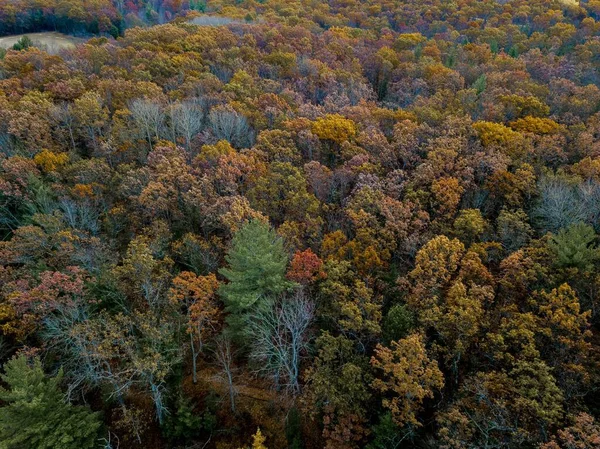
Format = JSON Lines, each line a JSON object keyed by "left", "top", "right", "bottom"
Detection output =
{"left": 0, "top": 32, "right": 84, "bottom": 53}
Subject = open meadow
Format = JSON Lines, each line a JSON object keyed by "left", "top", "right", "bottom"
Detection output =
{"left": 0, "top": 32, "right": 84, "bottom": 53}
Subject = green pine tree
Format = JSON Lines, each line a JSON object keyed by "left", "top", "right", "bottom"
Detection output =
{"left": 548, "top": 222, "right": 599, "bottom": 270}
{"left": 366, "top": 413, "right": 406, "bottom": 449}
{"left": 382, "top": 304, "right": 414, "bottom": 344}
{"left": 12, "top": 35, "right": 33, "bottom": 51}
{"left": 219, "top": 219, "right": 292, "bottom": 335}
{"left": 472, "top": 74, "right": 487, "bottom": 95}
{"left": 0, "top": 355, "right": 102, "bottom": 449}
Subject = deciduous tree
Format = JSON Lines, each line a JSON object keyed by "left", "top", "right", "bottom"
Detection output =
{"left": 371, "top": 334, "right": 444, "bottom": 428}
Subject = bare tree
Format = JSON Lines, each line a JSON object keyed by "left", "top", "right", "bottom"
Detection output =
{"left": 129, "top": 98, "right": 164, "bottom": 152}
{"left": 43, "top": 308, "right": 180, "bottom": 425}
{"left": 42, "top": 306, "right": 127, "bottom": 402}
{"left": 245, "top": 289, "right": 314, "bottom": 394}
{"left": 170, "top": 100, "right": 205, "bottom": 150}
{"left": 59, "top": 197, "right": 101, "bottom": 235}
{"left": 99, "top": 431, "right": 120, "bottom": 449}
{"left": 580, "top": 179, "right": 600, "bottom": 229}
{"left": 533, "top": 176, "right": 600, "bottom": 233}
{"left": 209, "top": 106, "right": 253, "bottom": 148}
{"left": 213, "top": 334, "right": 237, "bottom": 412}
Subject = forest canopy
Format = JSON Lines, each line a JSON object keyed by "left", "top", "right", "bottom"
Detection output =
{"left": 1, "top": 0, "right": 600, "bottom": 448}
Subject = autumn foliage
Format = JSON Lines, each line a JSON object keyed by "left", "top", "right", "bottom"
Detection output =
{"left": 1, "top": 0, "right": 600, "bottom": 448}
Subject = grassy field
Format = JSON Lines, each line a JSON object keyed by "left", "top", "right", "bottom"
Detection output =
{"left": 0, "top": 32, "right": 84, "bottom": 54}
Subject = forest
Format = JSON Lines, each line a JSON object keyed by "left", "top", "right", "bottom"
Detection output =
{"left": 1, "top": 0, "right": 600, "bottom": 448}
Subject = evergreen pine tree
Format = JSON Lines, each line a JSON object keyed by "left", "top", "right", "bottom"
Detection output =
{"left": 219, "top": 219, "right": 293, "bottom": 335}
{"left": 549, "top": 222, "right": 599, "bottom": 270}
{"left": 0, "top": 355, "right": 102, "bottom": 449}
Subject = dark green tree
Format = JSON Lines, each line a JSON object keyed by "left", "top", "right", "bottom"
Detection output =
{"left": 162, "top": 394, "right": 216, "bottom": 442}
{"left": 366, "top": 413, "right": 406, "bottom": 449}
{"left": 12, "top": 35, "right": 33, "bottom": 51}
{"left": 0, "top": 355, "right": 102, "bottom": 449}
{"left": 382, "top": 304, "right": 415, "bottom": 344}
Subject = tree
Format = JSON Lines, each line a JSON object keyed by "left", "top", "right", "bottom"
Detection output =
{"left": 114, "top": 236, "right": 174, "bottom": 312}
{"left": 541, "top": 413, "right": 600, "bottom": 449}
{"left": 382, "top": 304, "right": 414, "bottom": 344}
{"left": 0, "top": 355, "right": 102, "bottom": 449}
{"left": 6, "top": 266, "right": 89, "bottom": 336}
{"left": 366, "top": 413, "right": 406, "bottom": 449}
{"left": 245, "top": 289, "right": 314, "bottom": 393}
{"left": 496, "top": 208, "right": 533, "bottom": 252}
{"left": 34, "top": 150, "right": 69, "bottom": 174}
{"left": 72, "top": 91, "right": 108, "bottom": 153}
{"left": 286, "top": 248, "right": 325, "bottom": 284}
{"left": 169, "top": 271, "right": 220, "bottom": 384}
{"left": 311, "top": 114, "right": 357, "bottom": 164}
{"left": 50, "top": 103, "right": 77, "bottom": 151}
{"left": 438, "top": 361, "right": 563, "bottom": 449}
{"left": 254, "top": 129, "right": 300, "bottom": 164}
{"left": 129, "top": 98, "right": 164, "bottom": 152}
{"left": 453, "top": 209, "right": 487, "bottom": 245}
{"left": 431, "top": 177, "right": 464, "bottom": 223}
{"left": 170, "top": 100, "right": 205, "bottom": 150}
{"left": 405, "top": 236, "right": 494, "bottom": 367}
{"left": 161, "top": 394, "right": 204, "bottom": 442}
{"left": 548, "top": 222, "right": 599, "bottom": 270}
{"left": 303, "top": 332, "right": 371, "bottom": 449}
{"left": 533, "top": 176, "right": 600, "bottom": 233}
{"left": 213, "top": 333, "right": 238, "bottom": 413}
{"left": 311, "top": 114, "right": 357, "bottom": 144}
{"left": 472, "top": 121, "right": 527, "bottom": 159}
{"left": 12, "top": 35, "right": 33, "bottom": 51}
{"left": 218, "top": 220, "right": 292, "bottom": 336}
{"left": 533, "top": 284, "right": 592, "bottom": 398}
{"left": 209, "top": 106, "right": 253, "bottom": 148}
{"left": 247, "top": 162, "right": 320, "bottom": 224}
{"left": 252, "top": 427, "right": 268, "bottom": 449}
{"left": 371, "top": 334, "right": 444, "bottom": 428}
{"left": 434, "top": 280, "right": 489, "bottom": 371}
{"left": 319, "top": 259, "right": 383, "bottom": 340}
{"left": 407, "top": 235, "right": 465, "bottom": 302}
{"left": 43, "top": 306, "right": 180, "bottom": 427}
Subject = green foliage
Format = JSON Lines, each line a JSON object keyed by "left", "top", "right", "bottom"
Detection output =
{"left": 304, "top": 332, "right": 371, "bottom": 417}
{"left": 472, "top": 74, "right": 487, "bottom": 95}
{"left": 189, "top": 0, "right": 206, "bottom": 11}
{"left": 12, "top": 35, "right": 33, "bottom": 51}
{"left": 490, "top": 40, "right": 499, "bottom": 54}
{"left": 496, "top": 208, "right": 533, "bottom": 252}
{"left": 453, "top": 209, "right": 487, "bottom": 245}
{"left": 219, "top": 220, "right": 293, "bottom": 335}
{"left": 548, "top": 222, "right": 599, "bottom": 270}
{"left": 2, "top": 0, "right": 600, "bottom": 447}
{"left": 162, "top": 394, "right": 215, "bottom": 441}
{"left": 0, "top": 355, "right": 102, "bottom": 449}
{"left": 285, "top": 406, "right": 303, "bottom": 449}
{"left": 366, "top": 413, "right": 406, "bottom": 449}
{"left": 24, "top": 175, "right": 57, "bottom": 219}
{"left": 382, "top": 304, "right": 414, "bottom": 344}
